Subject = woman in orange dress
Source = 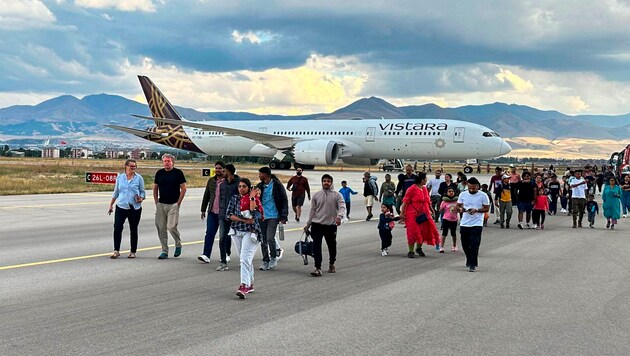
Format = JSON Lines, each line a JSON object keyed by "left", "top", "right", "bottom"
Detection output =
{"left": 400, "top": 172, "right": 441, "bottom": 258}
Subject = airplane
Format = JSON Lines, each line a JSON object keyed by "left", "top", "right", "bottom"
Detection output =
{"left": 106, "top": 76, "right": 512, "bottom": 170}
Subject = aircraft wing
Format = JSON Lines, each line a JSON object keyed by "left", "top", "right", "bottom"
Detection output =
{"left": 104, "top": 124, "right": 164, "bottom": 138}
{"left": 132, "top": 115, "right": 292, "bottom": 142}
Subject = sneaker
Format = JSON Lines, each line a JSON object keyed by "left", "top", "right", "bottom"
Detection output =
{"left": 366, "top": 214, "right": 373, "bottom": 221}
{"left": 500, "top": 224, "right": 504, "bottom": 229}
{"left": 540, "top": 224, "right": 544, "bottom": 230}
{"left": 310, "top": 269, "right": 322, "bottom": 277}
{"left": 532, "top": 224, "right": 538, "bottom": 229}
{"left": 259, "top": 261, "right": 269, "bottom": 271}
{"left": 226, "top": 255, "right": 231, "bottom": 263}
{"left": 381, "top": 249, "right": 387, "bottom": 256}
{"left": 453, "top": 246, "right": 458, "bottom": 252}
{"left": 276, "top": 248, "right": 284, "bottom": 260}
{"left": 611, "top": 224, "right": 615, "bottom": 230}
{"left": 517, "top": 223, "right": 524, "bottom": 230}
{"left": 468, "top": 266, "right": 475, "bottom": 272}
{"left": 158, "top": 252, "right": 168, "bottom": 259}
{"left": 493, "top": 219, "right": 501, "bottom": 224}
{"left": 439, "top": 247, "right": 445, "bottom": 253}
{"left": 506, "top": 223, "right": 510, "bottom": 229}
{"left": 246, "top": 284, "right": 254, "bottom": 293}
{"left": 216, "top": 263, "right": 228, "bottom": 271}
{"left": 526, "top": 224, "right": 531, "bottom": 229}
{"left": 327, "top": 264, "right": 336, "bottom": 273}
{"left": 606, "top": 221, "right": 611, "bottom": 228}
{"left": 174, "top": 247, "right": 182, "bottom": 257}
{"left": 623, "top": 215, "right": 627, "bottom": 218}
{"left": 236, "top": 285, "right": 247, "bottom": 299}
{"left": 589, "top": 223, "right": 594, "bottom": 228}
{"left": 578, "top": 223, "right": 582, "bottom": 228}
{"left": 416, "top": 247, "right": 425, "bottom": 257}
{"left": 198, "top": 255, "right": 210, "bottom": 263}
{"left": 407, "top": 251, "right": 416, "bottom": 258}
{"left": 572, "top": 223, "right": 577, "bottom": 228}
{"left": 451, "top": 246, "right": 456, "bottom": 252}
{"left": 110, "top": 251, "right": 120, "bottom": 259}
{"left": 269, "top": 258, "right": 278, "bottom": 269}
{"left": 435, "top": 244, "right": 440, "bottom": 251}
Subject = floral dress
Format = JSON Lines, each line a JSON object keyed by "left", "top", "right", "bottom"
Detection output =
{"left": 403, "top": 184, "right": 440, "bottom": 245}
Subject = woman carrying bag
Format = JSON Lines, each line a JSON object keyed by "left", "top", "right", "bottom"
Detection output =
{"left": 400, "top": 172, "right": 440, "bottom": 258}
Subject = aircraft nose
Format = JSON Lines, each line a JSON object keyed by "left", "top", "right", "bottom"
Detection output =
{"left": 499, "top": 140, "right": 512, "bottom": 155}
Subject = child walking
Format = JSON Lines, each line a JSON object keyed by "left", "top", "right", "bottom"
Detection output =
{"left": 532, "top": 187, "right": 549, "bottom": 229}
{"left": 586, "top": 194, "right": 599, "bottom": 228}
{"left": 439, "top": 187, "right": 459, "bottom": 252}
{"left": 339, "top": 180, "right": 358, "bottom": 219}
{"left": 377, "top": 204, "right": 400, "bottom": 256}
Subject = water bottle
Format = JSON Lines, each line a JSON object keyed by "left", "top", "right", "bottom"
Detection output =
{"left": 278, "top": 224, "right": 285, "bottom": 241}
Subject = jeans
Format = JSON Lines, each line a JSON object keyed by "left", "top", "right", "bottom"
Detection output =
{"left": 155, "top": 202, "right": 181, "bottom": 254}
{"left": 231, "top": 230, "right": 259, "bottom": 286}
{"left": 549, "top": 194, "right": 558, "bottom": 214}
{"left": 113, "top": 205, "right": 142, "bottom": 253}
{"left": 460, "top": 226, "right": 482, "bottom": 268}
{"left": 588, "top": 211, "right": 596, "bottom": 225}
{"left": 571, "top": 198, "right": 586, "bottom": 225}
{"left": 622, "top": 191, "right": 630, "bottom": 215}
{"left": 259, "top": 218, "right": 279, "bottom": 262}
{"left": 311, "top": 223, "right": 338, "bottom": 269}
{"left": 499, "top": 201, "right": 512, "bottom": 225}
{"left": 218, "top": 218, "right": 232, "bottom": 264}
{"left": 345, "top": 201, "right": 351, "bottom": 217}
{"left": 202, "top": 212, "right": 219, "bottom": 258}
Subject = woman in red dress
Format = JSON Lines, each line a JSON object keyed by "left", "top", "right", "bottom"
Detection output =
{"left": 400, "top": 172, "right": 441, "bottom": 258}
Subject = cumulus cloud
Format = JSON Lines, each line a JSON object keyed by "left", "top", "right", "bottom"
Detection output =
{"left": 0, "top": 0, "right": 56, "bottom": 30}
{"left": 75, "top": 0, "right": 156, "bottom": 12}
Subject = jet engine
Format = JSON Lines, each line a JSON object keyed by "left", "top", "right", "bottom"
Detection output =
{"left": 293, "top": 140, "right": 340, "bottom": 165}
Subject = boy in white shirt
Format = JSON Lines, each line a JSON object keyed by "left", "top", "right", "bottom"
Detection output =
{"left": 456, "top": 177, "right": 490, "bottom": 272}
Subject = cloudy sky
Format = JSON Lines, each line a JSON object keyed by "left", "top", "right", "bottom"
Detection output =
{"left": 2, "top": 0, "right": 630, "bottom": 115}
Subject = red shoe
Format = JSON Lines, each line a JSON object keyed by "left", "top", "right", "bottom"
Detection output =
{"left": 246, "top": 284, "right": 254, "bottom": 293}
{"left": 236, "top": 284, "right": 247, "bottom": 299}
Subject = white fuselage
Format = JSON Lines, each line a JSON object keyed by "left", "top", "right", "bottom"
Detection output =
{"left": 186, "top": 118, "right": 511, "bottom": 161}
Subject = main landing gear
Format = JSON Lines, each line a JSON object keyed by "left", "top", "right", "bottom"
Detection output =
{"left": 268, "top": 160, "right": 315, "bottom": 170}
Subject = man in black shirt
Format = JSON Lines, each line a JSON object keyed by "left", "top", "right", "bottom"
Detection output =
{"left": 153, "top": 154, "right": 187, "bottom": 259}
{"left": 547, "top": 174, "right": 561, "bottom": 215}
{"left": 515, "top": 171, "right": 534, "bottom": 229}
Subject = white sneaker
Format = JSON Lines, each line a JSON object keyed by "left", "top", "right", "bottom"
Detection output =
{"left": 533, "top": 224, "right": 539, "bottom": 229}
{"left": 226, "top": 255, "right": 231, "bottom": 263}
{"left": 381, "top": 249, "right": 387, "bottom": 256}
{"left": 197, "top": 255, "right": 210, "bottom": 263}
{"left": 268, "top": 258, "right": 277, "bottom": 269}
{"left": 623, "top": 215, "right": 627, "bottom": 218}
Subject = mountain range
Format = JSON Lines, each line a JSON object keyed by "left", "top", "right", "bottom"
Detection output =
{"left": 0, "top": 93, "right": 629, "bottom": 144}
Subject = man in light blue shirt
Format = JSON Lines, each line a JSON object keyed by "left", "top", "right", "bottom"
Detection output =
{"left": 256, "top": 167, "right": 289, "bottom": 270}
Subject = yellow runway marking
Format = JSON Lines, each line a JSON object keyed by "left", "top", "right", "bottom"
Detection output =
{"left": 0, "top": 220, "right": 363, "bottom": 271}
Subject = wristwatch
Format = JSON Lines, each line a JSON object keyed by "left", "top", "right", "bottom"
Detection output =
{"left": 250, "top": 197, "right": 255, "bottom": 201}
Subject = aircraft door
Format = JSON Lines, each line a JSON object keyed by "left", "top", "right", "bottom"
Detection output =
{"left": 453, "top": 127, "right": 465, "bottom": 143}
{"left": 366, "top": 127, "right": 376, "bottom": 142}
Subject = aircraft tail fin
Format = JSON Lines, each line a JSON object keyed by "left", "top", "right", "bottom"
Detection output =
{"left": 137, "top": 75, "right": 182, "bottom": 124}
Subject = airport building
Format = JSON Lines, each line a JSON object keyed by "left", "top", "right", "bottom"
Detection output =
{"left": 41, "top": 147, "right": 60, "bottom": 158}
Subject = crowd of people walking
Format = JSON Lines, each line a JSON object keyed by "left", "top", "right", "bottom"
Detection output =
{"left": 107, "top": 156, "right": 627, "bottom": 298}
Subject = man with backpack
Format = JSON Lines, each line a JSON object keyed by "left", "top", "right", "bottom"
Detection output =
{"left": 363, "top": 171, "right": 379, "bottom": 221}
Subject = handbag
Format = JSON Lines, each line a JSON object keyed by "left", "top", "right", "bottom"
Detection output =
{"left": 415, "top": 212, "right": 428, "bottom": 224}
{"left": 294, "top": 230, "right": 315, "bottom": 265}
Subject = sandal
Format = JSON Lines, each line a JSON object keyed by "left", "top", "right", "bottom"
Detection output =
{"left": 310, "top": 269, "right": 322, "bottom": 277}
{"left": 127, "top": 253, "right": 136, "bottom": 259}
{"left": 110, "top": 251, "right": 120, "bottom": 259}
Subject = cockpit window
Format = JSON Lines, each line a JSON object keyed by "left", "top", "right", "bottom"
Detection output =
{"left": 483, "top": 131, "right": 501, "bottom": 137}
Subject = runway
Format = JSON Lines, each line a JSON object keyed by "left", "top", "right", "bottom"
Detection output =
{"left": 1, "top": 170, "right": 629, "bottom": 355}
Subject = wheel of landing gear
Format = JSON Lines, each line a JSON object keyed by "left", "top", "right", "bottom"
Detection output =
{"left": 278, "top": 161, "right": 289, "bottom": 169}
{"left": 269, "top": 161, "right": 278, "bottom": 169}
{"left": 464, "top": 166, "right": 473, "bottom": 174}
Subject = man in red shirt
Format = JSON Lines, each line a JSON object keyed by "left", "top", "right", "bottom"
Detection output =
{"left": 286, "top": 167, "right": 311, "bottom": 222}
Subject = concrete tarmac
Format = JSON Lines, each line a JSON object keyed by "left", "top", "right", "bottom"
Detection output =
{"left": 1, "top": 170, "right": 629, "bottom": 355}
